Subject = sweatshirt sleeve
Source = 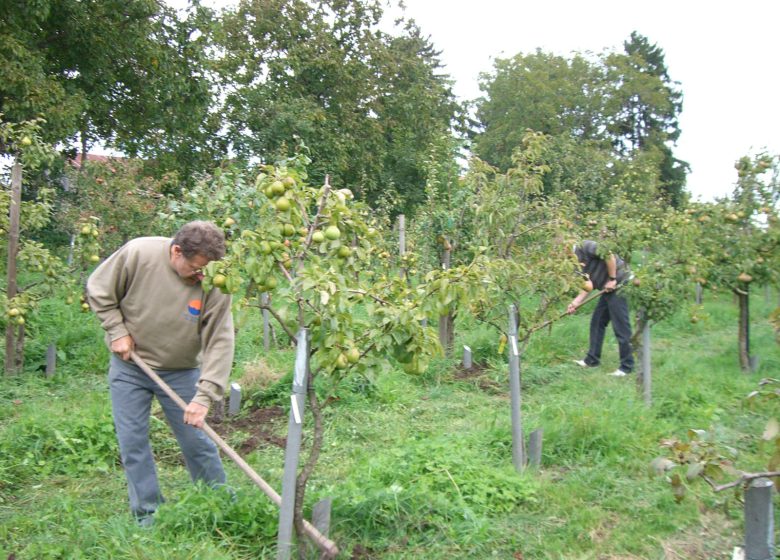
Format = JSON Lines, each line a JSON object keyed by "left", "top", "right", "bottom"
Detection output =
{"left": 192, "top": 289, "right": 235, "bottom": 408}
{"left": 85, "top": 246, "right": 132, "bottom": 342}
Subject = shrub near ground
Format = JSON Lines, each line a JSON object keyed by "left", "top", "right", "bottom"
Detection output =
{"left": 0, "top": 288, "right": 778, "bottom": 559}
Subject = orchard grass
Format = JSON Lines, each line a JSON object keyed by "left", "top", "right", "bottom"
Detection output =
{"left": 1, "top": 289, "right": 778, "bottom": 558}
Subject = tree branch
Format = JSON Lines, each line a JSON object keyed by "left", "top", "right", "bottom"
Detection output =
{"left": 707, "top": 471, "right": 780, "bottom": 493}
{"left": 257, "top": 302, "right": 297, "bottom": 344}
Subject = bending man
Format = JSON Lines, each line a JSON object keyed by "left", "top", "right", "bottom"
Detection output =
{"left": 87, "top": 220, "right": 234, "bottom": 526}
{"left": 567, "top": 240, "right": 634, "bottom": 377}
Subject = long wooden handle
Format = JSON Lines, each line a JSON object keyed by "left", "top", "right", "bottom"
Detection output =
{"left": 129, "top": 352, "right": 339, "bottom": 558}
{"left": 526, "top": 288, "right": 606, "bottom": 337}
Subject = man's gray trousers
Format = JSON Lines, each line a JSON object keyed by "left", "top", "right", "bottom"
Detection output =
{"left": 108, "top": 355, "right": 225, "bottom": 517}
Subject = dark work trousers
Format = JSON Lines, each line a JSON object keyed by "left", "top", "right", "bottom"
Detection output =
{"left": 584, "top": 291, "right": 635, "bottom": 372}
{"left": 108, "top": 355, "right": 226, "bottom": 517}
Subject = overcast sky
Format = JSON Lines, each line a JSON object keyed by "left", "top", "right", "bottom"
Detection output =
{"left": 171, "top": 0, "right": 780, "bottom": 201}
{"left": 384, "top": 0, "right": 780, "bottom": 202}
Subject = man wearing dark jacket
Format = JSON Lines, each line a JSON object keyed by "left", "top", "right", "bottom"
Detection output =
{"left": 567, "top": 240, "right": 634, "bottom": 376}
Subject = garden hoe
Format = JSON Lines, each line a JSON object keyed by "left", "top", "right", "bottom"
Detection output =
{"left": 130, "top": 351, "right": 339, "bottom": 559}
{"left": 544, "top": 275, "right": 634, "bottom": 330}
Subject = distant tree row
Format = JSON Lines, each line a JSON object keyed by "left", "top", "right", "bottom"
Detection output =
{"left": 475, "top": 32, "right": 688, "bottom": 208}
{"left": 1, "top": 0, "right": 461, "bottom": 213}
{"left": 2, "top": 1, "right": 687, "bottom": 213}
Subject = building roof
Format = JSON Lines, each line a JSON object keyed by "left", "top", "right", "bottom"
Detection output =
{"left": 70, "top": 153, "right": 128, "bottom": 169}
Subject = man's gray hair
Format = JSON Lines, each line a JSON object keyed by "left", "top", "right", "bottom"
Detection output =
{"left": 173, "top": 221, "right": 226, "bottom": 261}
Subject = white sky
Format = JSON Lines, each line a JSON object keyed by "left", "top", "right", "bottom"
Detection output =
{"left": 173, "top": 0, "right": 780, "bottom": 201}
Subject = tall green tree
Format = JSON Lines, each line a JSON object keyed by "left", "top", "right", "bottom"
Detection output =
{"left": 215, "top": 0, "right": 461, "bottom": 213}
{"left": 604, "top": 32, "right": 688, "bottom": 205}
{"left": 473, "top": 32, "right": 689, "bottom": 208}
{"left": 0, "top": 0, "right": 219, "bottom": 182}
{"left": 474, "top": 50, "right": 605, "bottom": 171}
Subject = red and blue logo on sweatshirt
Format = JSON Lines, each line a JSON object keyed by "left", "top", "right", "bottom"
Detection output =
{"left": 182, "top": 299, "right": 202, "bottom": 324}
{"left": 186, "top": 299, "right": 202, "bottom": 320}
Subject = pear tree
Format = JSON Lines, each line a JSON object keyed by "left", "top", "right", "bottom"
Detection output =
{"left": 693, "top": 154, "right": 779, "bottom": 371}
{"left": 164, "top": 155, "right": 484, "bottom": 543}
{"left": 1, "top": 117, "right": 102, "bottom": 374}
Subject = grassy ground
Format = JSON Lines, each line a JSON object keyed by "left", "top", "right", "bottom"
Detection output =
{"left": 1, "top": 289, "right": 778, "bottom": 559}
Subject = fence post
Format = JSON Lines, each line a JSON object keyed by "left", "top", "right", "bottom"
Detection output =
{"left": 438, "top": 246, "right": 453, "bottom": 355}
{"left": 228, "top": 382, "right": 242, "bottom": 416}
{"left": 744, "top": 478, "right": 774, "bottom": 560}
{"left": 277, "top": 328, "right": 310, "bottom": 560}
{"left": 313, "top": 498, "right": 332, "bottom": 538}
{"left": 45, "top": 344, "right": 56, "bottom": 378}
{"left": 508, "top": 305, "right": 525, "bottom": 471}
{"left": 527, "top": 429, "right": 543, "bottom": 468}
{"left": 398, "top": 214, "right": 406, "bottom": 280}
{"left": 639, "top": 311, "right": 652, "bottom": 406}
{"left": 695, "top": 282, "right": 703, "bottom": 305}
{"left": 462, "top": 345, "right": 472, "bottom": 370}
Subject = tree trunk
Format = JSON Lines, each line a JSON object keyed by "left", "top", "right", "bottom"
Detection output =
{"left": 80, "top": 129, "right": 89, "bottom": 173}
{"left": 14, "top": 323, "right": 24, "bottom": 372}
{"left": 737, "top": 288, "right": 751, "bottom": 372}
{"left": 5, "top": 162, "right": 22, "bottom": 375}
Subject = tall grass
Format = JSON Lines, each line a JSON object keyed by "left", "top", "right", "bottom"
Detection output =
{"left": 1, "top": 289, "right": 778, "bottom": 558}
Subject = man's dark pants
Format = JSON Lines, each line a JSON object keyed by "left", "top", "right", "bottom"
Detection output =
{"left": 583, "top": 291, "right": 634, "bottom": 373}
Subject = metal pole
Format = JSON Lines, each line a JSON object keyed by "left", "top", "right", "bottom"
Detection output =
{"left": 641, "top": 314, "right": 651, "bottom": 406}
{"left": 745, "top": 478, "right": 774, "bottom": 560}
{"left": 508, "top": 305, "right": 525, "bottom": 471}
{"left": 45, "top": 344, "right": 57, "bottom": 377}
{"left": 398, "top": 214, "right": 406, "bottom": 280}
{"left": 228, "top": 382, "right": 241, "bottom": 416}
{"left": 462, "top": 345, "right": 472, "bottom": 370}
{"left": 527, "top": 429, "right": 543, "bottom": 468}
{"left": 746, "top": 287, "right": 751, "bottom": 362}
{"left": 128, "top": 352, "right": 337, "bottom": 558}
{"left": 277, "top": 328, "right": 310, "bottom": 560}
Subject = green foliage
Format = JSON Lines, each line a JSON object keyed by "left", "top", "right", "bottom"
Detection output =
{"left": 216, "top": 0, "right": 462, "bottom": 214}
{"left": 475, "top": 49, "right": 605, "bottom": 170}
{"left": 165, "top": 156, "right": 462, "bottom": 380}
{"left": 0, "top": 402, "right": 118, "bottom": 491}
{"left": 0, "top": 118, "right": 98, "bottom": 335}
{"left": 154, "top": 483, "right": 279, "bottom": 545}
{"left": 0, "top": 0, "right": 219, "bottom": 180}
{"left": 329, "top": 435, "right": 538, "bottom": 543}
{"left": 55, "top": 159, "right": 170, "bottom": 256}
{"left": 447, "top": 133, "right": 582, "bottom": 344}
{"left": 474, "top": 32, "right": 688, "bottom": 209}
{"left": 693, "top": 154, "right": 779, "bottom": 292}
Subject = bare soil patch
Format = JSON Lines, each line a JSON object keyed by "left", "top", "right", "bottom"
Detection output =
{"left": 212, "top": 405, "right": 287, "bottom": 454}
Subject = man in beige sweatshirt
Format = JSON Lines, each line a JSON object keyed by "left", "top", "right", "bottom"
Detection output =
{"left": 87, "top": 220, "right": 234, "bottom": 526}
